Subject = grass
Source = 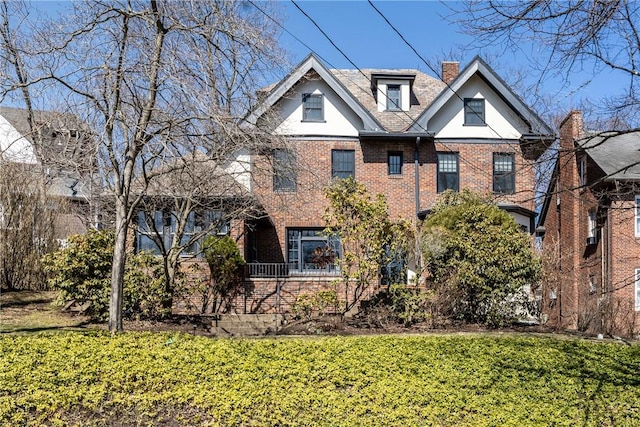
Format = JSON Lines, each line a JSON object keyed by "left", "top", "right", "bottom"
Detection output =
{"left": 0, "top": 290, "right": 90, "bottom": 333}
{"left": 1, "top": 331, "right": 639, "bottom": 426}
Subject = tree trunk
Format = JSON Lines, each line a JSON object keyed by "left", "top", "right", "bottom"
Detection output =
{"left": 108, "top": 198, "right": 128, "bottom": 332}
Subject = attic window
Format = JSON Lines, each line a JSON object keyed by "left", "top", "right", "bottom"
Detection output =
{"left": 464, "top": 98, "right": 485, "bottom": 126}
{"left": 302, "top": 93, "right": 323, "bottom": 122}
{"left": 386, "top": 85, "right": 401, "bottom": 111}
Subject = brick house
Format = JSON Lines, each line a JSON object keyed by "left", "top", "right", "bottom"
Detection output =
{"left": 539, "top": 110, "right": 640, "bottom": 337}
{"left": 236, "top": 53, "right": 554, "bottom": 314}
{"left": 0, "top": 106, "right": 94, "bottom": 240}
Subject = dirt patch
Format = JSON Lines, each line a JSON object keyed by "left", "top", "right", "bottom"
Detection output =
{"left": 0, "top": 289, "right": 604, "bottom": 341}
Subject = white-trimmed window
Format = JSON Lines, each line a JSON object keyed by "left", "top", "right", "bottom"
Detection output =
{"left": 635, "top": 195, "right": 640, "bottom": 237}
{"left": 635, "top": 268, "right": 640, "bottom": 311}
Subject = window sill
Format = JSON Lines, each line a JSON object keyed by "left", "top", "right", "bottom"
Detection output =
{"left": 388, "top": 174, "right": 403, "bottom": 178}
{"left": 301, "top": 120, "right": 326, "bottom": 123}
{"left": 463, "top": 123, "right": 487, "bottom": 126}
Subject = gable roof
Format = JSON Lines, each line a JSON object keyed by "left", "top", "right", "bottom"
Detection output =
{"left": 407, "top": 56, "right": 555, "bottom": 138}
{"left": 244, "top": 53, "right": 384, "bottom": 132}
{"left": 331, "top": 68, "right": 445, "bottom": 132}
{"left": 580, "top": 130, "right": 640, "bottom": 181}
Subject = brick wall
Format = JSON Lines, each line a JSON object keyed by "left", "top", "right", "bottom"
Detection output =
{"left": 543, "top": 110, "right": 640, "bottom": 337}
{"left": 253, "top": 137, "right": 538, "bottom": 264}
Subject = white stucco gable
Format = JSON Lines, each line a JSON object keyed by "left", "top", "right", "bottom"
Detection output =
{"left": 409, "top": 56, "right": 554, "bottom": 141}
{"left": 274, "top": 78, "right": 365, "bottom": 137}
{"left": 244, "top": 53, "right": 384, "bottom": 136}
{"left": 0, "top": 114, "right": 37, "bottom": 164}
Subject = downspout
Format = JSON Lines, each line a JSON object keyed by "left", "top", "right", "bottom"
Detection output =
{"left": 414, "top": 137, "right": 421, "bottom": 216}
{"left": 414, "top": 136, "right": 421, "bottom": 276}
{"left": 600, "top": 205, "right": 607, "bottom": 334}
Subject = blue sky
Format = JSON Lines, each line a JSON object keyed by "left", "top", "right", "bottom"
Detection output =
{"left": 26, "top": 0, "right": 628, "bottom": 119}
{"left": 275, "top": 0, "right": 626, "bottom": 118}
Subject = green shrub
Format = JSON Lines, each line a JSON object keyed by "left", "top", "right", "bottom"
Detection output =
{"left": 421, "top": 190, "right": 541, "bottom": 327}
{"left": 388, "top": 284, "right": 436, "bottom": 326}
{"left": 201, "top": 235, "right": 245, "bottom": 314}
{"left": 42, "top": 229, "right": 168, "bottom": 320}
{"left": 291, "top": 290, "right": 339, "bottom": 320}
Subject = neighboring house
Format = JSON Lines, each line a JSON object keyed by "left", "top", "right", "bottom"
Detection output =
{"left": 0, "top": 106, "right": 94, "bottom": 241}
{"left": 539, "top": 110, "right": 640, "bottom": 337}
{"left": 238, "top": 53, "right": 554, "bottom": 314}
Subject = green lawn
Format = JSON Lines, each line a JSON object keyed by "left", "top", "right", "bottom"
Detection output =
{"left": 1, "top": 332, "right": 639, "bottom": 426}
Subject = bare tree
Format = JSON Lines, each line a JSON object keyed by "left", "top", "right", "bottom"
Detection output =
{"left": 449, "top": 1, "right": 640, "bottom": 125}
{"left": 0, "top": 161, "right": 57, "bottom": 290}
{"left": 0, "top": 0, "right": 287, "bottom": 331}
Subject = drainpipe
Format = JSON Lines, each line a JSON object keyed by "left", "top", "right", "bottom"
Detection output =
{"left": 414, "top": 137, "right": 421, "bottom": 276}
{"left": 414, "top": 137, "right": 421, "bottom": 217}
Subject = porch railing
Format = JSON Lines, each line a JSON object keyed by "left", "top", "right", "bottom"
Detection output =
{"left": 245, "top": 262, "right": 340, "bottom": 278}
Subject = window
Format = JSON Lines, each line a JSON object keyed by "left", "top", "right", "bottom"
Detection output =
{"left": 287, "top": 228, "right": 341, "bottom": 273}
{"left": 302, "top": 93, "right": 323, "bottom": 121}
{"left": 636, "top": 268, "right": 640, "bottom": 311}
{"left": 332, "top": 149, "right": 355, "bottom": 179}
{"left": 579, "top": 156, "right": 587, "bottom": 187}
{"left": 588, "top": 209, "right": 597, "bottom": 238}
{"left": 464, "top": 98, "right": 485, "bottom": 125}
{"left": 493, "top": 153, "right": 515, "bottom": 194}
{"left": 437, "top": 152, "right": 459, "bottom": 192}
{"left": 386, "top": 84, "right": 401, "bottom": 111}
{"left": 635, "top": 195, "right": 640, "bottom": 237}
{"left": 137, "top": 209, "right": 229, "bottom": 256}
{"left": 388, "top": 151, "right": 403, "bottom": 175}
{"left": 273, "top": 149, "right": 296, "bottom": 191}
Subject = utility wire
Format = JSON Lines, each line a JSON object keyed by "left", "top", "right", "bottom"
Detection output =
{"left": 264, "top": 0, "right": 535, "bottom": 203}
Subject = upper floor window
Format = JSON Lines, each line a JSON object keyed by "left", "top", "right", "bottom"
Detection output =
{"left": 493, "top": 153, "right": 515, "bottom": 194}
{"left": 635, "top": 195, "right": 640, "bottom": 237}
{"left": 437, "top": 152, "right": 459, "bottom": 192}
{"left": 332, "top": 149, "right": 355, "bottom": 179}
{"left": 464, "top": 98, "right": 485, "bottom": 125}
{"left": 388, "top": 151, "right": 403, "bottom": 175}
{"left": 302, "top": 93, "right": 323, "bottom": 121}
{"left": 273, "top": 149, "right": 297, "bottom": 192}
{"left": 386, "top": 84, "right": 401, "bottom": 111}
{"left": 579, "top": 156, "right": 587, "bottom": 187}
{"left": 587, "top": 208, "right": 598, "bottom": 245}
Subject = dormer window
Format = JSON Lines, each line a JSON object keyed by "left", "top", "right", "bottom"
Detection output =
{"left": 386, "top": 84, "right": 401, "bottom": 111}
{"left": 302, "top": 93, "right": 323, "bottom": 122}
{"left": 371, "top": 73, "right": 415, "bottom": 112}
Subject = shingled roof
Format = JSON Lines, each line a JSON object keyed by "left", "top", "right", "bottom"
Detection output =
{"left": 580, "top": 131, "right": 640, "bottom": 181}
{"left": 331, "top": 68, "right": 446, "bottom": 132}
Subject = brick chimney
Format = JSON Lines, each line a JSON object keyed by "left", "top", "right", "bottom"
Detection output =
{"left": 559, "top": 110, "right": 583, "bottom": 151}
{"left": 441, "top": 61, "right": 459, "bottom": 84}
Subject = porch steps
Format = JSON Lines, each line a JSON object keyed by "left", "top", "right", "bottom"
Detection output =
{"left": 210, "top": 314, "right": 284, "bottom": 337}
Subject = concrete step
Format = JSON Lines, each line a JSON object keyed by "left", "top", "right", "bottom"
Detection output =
{"left": 211, "top": 314, "right": 283, "bottom": 336}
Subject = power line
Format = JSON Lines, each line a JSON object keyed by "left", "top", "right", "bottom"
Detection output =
{"left": 264, "top": 0, "right": 541, "bottom": 205}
